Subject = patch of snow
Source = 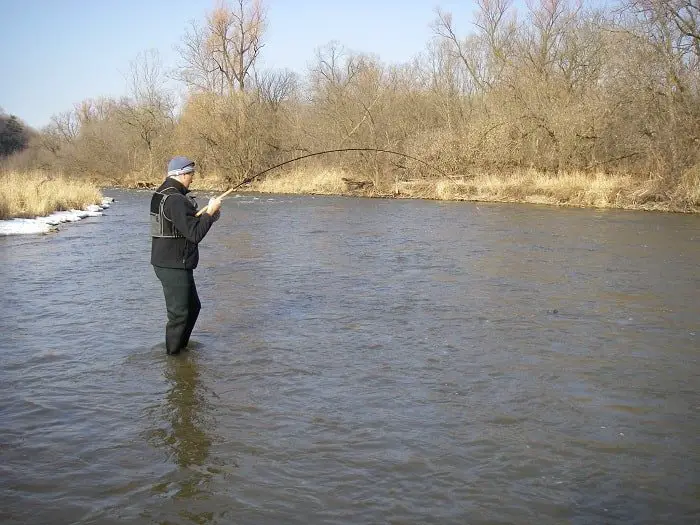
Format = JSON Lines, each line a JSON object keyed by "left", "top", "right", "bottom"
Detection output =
{"left": 0, "top": 219, "right": 55, "bottom": 235}
{"left": 0, "top": 196, "right": 115, "bottom": 236}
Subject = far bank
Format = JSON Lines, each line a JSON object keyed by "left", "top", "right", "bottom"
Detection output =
{"left": 123, "top": 168, "right": 700, "bottom": 215}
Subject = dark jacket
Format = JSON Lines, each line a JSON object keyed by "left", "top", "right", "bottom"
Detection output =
{"left": 150, "top": 177, "right": 216, "bottom": 270}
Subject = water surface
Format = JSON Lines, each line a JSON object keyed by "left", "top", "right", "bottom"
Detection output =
{"left": 1, "top": 190, "right": 698, "bottom": 524}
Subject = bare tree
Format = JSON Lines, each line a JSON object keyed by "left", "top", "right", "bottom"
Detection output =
{"left": 611, "top": 0, "right": 700, "bottom": 178}
{"left": 177, "top": 0, "right": 266, "bottom": 94}
{"left": 521, "top": 0, "right": 584, "bottom": 79}
{"left": 433, "top": 10, "right": 490, "bottom": 93}
{"left": 254, "top": 68, "right": 298, "bottom": 111}
{"left": 117, "top": 50, "right": 174, "bottom": 176}
{"left": 621, "top": 0, "right": 699, "bottom": 85}
{"left": 308, "top": 44, "right": 382, "bottom": 146}
{"left": 475, "top": 0, "right": 518, "bottom": 82}
{"left": 175, "top": 20, "right": 222, "bottom": 93}
{"left": 48, "top": 111, "right": 80, "bottom": 144}
{"left": 431, "top": 0, "right": 517, "bottom": 92}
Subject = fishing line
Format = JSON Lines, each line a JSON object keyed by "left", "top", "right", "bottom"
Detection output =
{"left": 196, "top": 148, "right": 456, "bottom": 216}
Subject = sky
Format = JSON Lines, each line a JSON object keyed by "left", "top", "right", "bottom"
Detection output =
{"left": 0, "top": 0, "right": 479, "bottom": 130}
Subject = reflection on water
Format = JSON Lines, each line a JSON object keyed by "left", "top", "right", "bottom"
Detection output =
{"left": 145, "top": 353, "right": 217, "bottom": 523}
{"left": 163, "top": 354, "right": 211, "bottom": 471}
{"left": 0, "top": 190, "right": 699, "bottom": 524}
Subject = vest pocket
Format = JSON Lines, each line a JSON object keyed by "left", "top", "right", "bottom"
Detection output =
{"left": 182, "top": 240, "right": 191, "bottom": 265}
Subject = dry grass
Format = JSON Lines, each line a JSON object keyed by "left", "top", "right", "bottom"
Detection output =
{"left": 251, "top": 168, "right": 350, "bottom": 195}
{"left": 674, "top": 166, "right": 700, "bottom": 208}
{"left": 424, "top": 169, "right": 630, "bottom": 207}
{"left": 397, "top": 169, "right": 699, "bottom": 212}
{"left": 0, "top": 171, "right": 103, "bottom": 220}
{"left": 113, "top": 164, "right": 699, "bottom": 213}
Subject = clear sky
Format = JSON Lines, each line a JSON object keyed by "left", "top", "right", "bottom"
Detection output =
{"left": 0, "top": 0, "right": 479, "bottom": 130}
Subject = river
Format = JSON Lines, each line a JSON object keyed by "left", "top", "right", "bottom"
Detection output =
{"left": 1, "top": 189, "right": 698, "bottom": 524}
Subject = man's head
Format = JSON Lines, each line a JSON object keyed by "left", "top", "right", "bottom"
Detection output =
{"left": 167, "top": 156, "right": 196, "bottom": 188}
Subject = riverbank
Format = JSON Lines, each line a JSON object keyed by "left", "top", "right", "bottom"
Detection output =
{"left": 0, "top": 171, "right": 111, "bottom": 235}
{"left": 144, "top": 167, "right": 700, "bottom": 214}
{"left": 0, "top": 171, "right": 104, "bottom": 220}
{"left": 0, "top": 198, "right": 114, "bottom": 235}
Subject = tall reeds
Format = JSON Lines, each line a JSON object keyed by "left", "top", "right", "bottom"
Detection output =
{"left": 0, "top": 171, "right": 103, "bottom": 220}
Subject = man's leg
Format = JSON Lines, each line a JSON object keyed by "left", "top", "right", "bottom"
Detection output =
{"left": 154, "top": 266, "right": 191, "bottom": 355}
{"left": 181, "top": 276, "right": 201, "bottom": 349}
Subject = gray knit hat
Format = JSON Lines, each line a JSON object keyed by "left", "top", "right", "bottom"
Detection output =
{"left": 167, "top": 156, "right": 195, "bottom": 176}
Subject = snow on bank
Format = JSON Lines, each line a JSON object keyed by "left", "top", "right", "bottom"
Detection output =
{"left": 0, "top": 197, "right": 115, "bottom": 236}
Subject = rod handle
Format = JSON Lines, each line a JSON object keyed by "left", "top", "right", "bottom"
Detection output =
{"left": 195, "top": 188, "right": 233, "bottom": 217}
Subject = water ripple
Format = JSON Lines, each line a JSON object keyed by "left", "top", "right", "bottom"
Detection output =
{"left": 1, "top": 191, "right": 699, "bottom": 524}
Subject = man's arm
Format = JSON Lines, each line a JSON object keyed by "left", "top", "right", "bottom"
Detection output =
{"left": 165, "top": 195, "right": 216, "bottom": 244}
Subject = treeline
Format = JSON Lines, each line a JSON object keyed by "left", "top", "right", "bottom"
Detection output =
{"left": 3, "top": 0, "right": 699, "bottom": 206}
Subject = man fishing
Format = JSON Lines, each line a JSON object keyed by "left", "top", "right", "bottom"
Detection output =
{"left": 150, "top": 156, "right": 222, "bottom": 355}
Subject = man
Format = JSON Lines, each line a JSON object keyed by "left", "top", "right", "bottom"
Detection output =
{"left": 150, "top": 156, "right": 222, "bottom": 355}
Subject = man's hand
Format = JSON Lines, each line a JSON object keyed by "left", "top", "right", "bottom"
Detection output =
{"left": 206, "top": 197, "right": 222, "bottom": 216}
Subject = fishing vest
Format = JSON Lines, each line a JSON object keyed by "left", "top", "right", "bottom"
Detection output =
{"left": 150, "top": 187, "right": 185, "bottom": 238}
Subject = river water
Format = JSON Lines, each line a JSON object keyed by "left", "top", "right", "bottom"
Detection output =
{"left": 1, "top": 189, "right": 698, "bottom": 524}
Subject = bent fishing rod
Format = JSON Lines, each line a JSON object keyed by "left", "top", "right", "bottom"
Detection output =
{"left": 196, "top": 147, "right": 454, "bottom": 216}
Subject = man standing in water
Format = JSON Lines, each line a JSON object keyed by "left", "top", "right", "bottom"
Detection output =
{"left": 150, "top": 156, "right": 222, "bottom": 355}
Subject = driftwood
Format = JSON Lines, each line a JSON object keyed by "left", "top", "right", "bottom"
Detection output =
{"left": 342, "top": 177, "right": 372, "bottom": 191}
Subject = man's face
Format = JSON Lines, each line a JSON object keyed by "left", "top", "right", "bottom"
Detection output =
{"left": 182, "top": 171, "right": 194, "bottom": 188}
